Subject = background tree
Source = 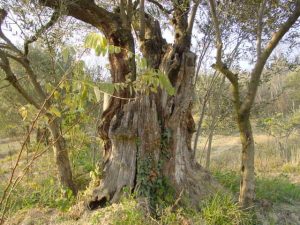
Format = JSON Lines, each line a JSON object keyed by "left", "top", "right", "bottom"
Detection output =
{"left": 208, "top": 0, "right": 300, "bottom": 207}
{"left": 0, "top": 6, "right": 76, "bottom": 193}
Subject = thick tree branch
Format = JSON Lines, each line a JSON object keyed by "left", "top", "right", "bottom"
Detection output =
{"left": 147, "top": 0, "right": 173, "bottom": 15}
{"left": 136, "top": 12, "right": 166, "bottom": 69}
{"left": 120, "top": 0, "right": 129, "bottom": 28}
{"left": 172, "top": 0, "right": 191, "bottom": 50}
{"left": 212, "top": 63, "right": 237, "bottom": 86}
{"left": 0, "top": 52, "right": 41, "bottom": 109}
{"left": 39, "top": 0, "right": 117, "bottom": 36}
{"left": 240, "top": 0, "right": 300, "bottom": 115}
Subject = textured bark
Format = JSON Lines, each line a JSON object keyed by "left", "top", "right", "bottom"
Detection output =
{"left": 237, "top": 114, "right": 255, "bottom": 208}
{"left": 40, "top": 0, "right": 222, "bottom": 210}
{"left": 89, "top": 51, "right": 221, "bottom": 209}
{"left": 48, "top": 117, "right": 77, "bottom": 194}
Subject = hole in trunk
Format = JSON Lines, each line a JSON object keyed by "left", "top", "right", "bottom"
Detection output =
{"left": 88, "top": 197, "right": 107, "bottom": 210}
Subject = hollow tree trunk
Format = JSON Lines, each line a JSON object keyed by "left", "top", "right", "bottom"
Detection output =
{"left": 237, "top": 113, "right": 255, "bottom": 208}
{"left": 89, "top": 46, "right": 221, "bottom": 209}
{"left": 38, "top": 0, "right": 222, "bottom": 210}
{"left": 48, "top": 117, "right": 77, "bottom": 194}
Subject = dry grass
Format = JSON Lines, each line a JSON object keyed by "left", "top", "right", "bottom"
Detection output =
{"left": 0, "top": 140, "right": 21, "bottom": 159}
{"left": 196, "top": 133, "right": 300, "bottom": 180}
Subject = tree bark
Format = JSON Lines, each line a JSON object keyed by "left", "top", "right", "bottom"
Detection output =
{"left": 89, "top": 50, "right": 221, "bottom": 210}
{"left": 237, "top": 113, "right": 255, "bottom": 208}
{"left": 39, "top": 0, "right": 222, "bottom": 210}
{"left": 205, "top": 125, "right": 214, "bottom": 170}
{"left": 48, "top": 117, "right": 77, "bottom": 194}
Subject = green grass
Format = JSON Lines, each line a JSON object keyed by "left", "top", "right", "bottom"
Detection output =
{"left": 256, "top": 176, "right": 300, "bottom": 203}
{"left": 201, "top": 193, "right": 253, "bottom": 225}
{"left": 0, "top": 177, "right": 75, "bottom": 216}
{"left": 0, "top": 145, "right": 96, "bottom": 217}
{"left": 213, "top": 170, "right": 300, "bottom": 203}
{"left": 90, "top": 193, "right": 253, "bottom": 225}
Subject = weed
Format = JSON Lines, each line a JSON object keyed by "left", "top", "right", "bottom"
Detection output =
{"left": 201, "top": 193, "right": 253, "bottom": 225}
{"left": 213, "top": 170, "right": 240, "bottom": 194}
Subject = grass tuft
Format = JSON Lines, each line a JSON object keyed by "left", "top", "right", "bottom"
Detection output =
{"left": 201, "top": 193, "right": 253, "bottom": 225}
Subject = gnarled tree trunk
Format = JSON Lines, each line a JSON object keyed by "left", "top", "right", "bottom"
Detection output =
{"left": 40, "top": 0, "right": 221, "bottom": 210}
{"left": 90, "top": 48, "right": 221, "bottom": 209}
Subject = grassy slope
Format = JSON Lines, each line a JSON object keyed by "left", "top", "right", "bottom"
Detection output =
{"left": 1, "top": 133, "right": 300, "bottom": 224}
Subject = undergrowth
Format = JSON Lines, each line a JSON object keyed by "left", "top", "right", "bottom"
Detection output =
{"left": 213, "top": 170, "right": 300, "bottom": 203}
{"left": 91, "top": 192, "right": 253, "bottom": 225}
{"left": 0, "top": 145, "right": 95, "bottom": 217}
{"left": 0, "top": 177, "right": 75, "bottom": 216}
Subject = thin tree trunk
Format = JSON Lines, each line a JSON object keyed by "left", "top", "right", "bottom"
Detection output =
{"left": 193, "top": 72, "right": 219, "bottom": 158}
{"left": 48, "top": 117, "right": 77, "bottom": 194}
{"left": 205, "top": 129, "right": 213, "bottom": 169}
{"left": 193, "top": 100, "right": 207, "bottom": 157}
{"left": 205, "top": 76, "right": 225, "bottom": 169}
{"left": 237, "top": 114, "right": 255, "bottom": 208}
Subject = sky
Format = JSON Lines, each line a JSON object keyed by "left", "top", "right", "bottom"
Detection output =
{"left": 1, "top": 1, "right": 300, "bottom": 80}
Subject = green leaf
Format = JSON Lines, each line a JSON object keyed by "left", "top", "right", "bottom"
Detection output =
{"left": 108, "top": 45, "right": 115, "bottom": 54}
{"left": 95, "top": 45, "right": 101, "bottom": 56}
{"left": 114, "top": 46, "right": 121, "bottom": 54}
{"left": 53, "top": 90, "right": 60, "bottom": 100}
{"left": 85, "top": 33, "right": 108, "bottom": 55}
{"left": 158, "top": 72, "right": 175, "bottom": 96}
{"left": 140, "top": 58, "right": 147, "bottom": 68}
{"left": 81, "top": 84, "right": 88, "bottom": 101}
{"left": 62, "top": 48, "right": 70, "bottom": 63}
{"left": 61, "top": 47, "right": 76, "bottom": 63}
{"left": 49, "top": 107, "right": 62, "bottom": 117}
{"left": 100, "top": 36, "right": 107, "bottom": 48}
{"left": 98, "top": 82, "right": 115, "bottom": 95}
